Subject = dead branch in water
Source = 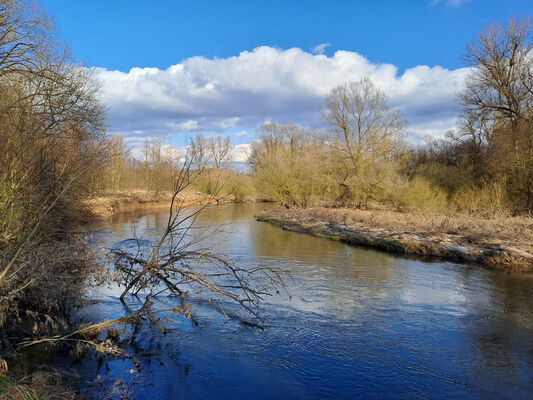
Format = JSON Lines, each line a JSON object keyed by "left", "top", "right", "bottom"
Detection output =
{"left": 109, "top": 156, "right": 287, "bottom": 324}
{"left": 17, "top": 151, "right": 287, "bottom": 377}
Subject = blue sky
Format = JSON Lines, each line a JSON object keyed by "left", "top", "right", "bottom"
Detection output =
{"left": 42, "top": 0, "right": 533, "bottom": 72}
{"left": 39, "top": 0, "right": 533, "bottom": 154}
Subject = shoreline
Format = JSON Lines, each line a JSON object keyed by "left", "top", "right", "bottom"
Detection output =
{"left": 84, "top": 190, "right": 261, "bottom": 219}
{"left": 257, "top": 207, "right": 533, "bottom": 273}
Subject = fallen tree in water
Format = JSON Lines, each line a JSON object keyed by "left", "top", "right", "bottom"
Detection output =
{"left": 14, "top": 156, "right": 287, "bottom": 398}
{"left": 109, "top": 159, "right": 287, "bottom": 324}
{"left": 257, "top": 207, "right": 533, "bottom": 272}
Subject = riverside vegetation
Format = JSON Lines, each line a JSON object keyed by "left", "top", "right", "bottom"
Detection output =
{"left": 0, "top": 0, "right": 532, "bottom": 397}
{"left": 250, "top": 19, "right": 533, "bottom": 271}
{"left": 0, "top": 0, "right": 268, "bottom": 398}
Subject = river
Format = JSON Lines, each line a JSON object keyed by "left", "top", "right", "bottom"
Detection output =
{"left": 74, "top": 203, "right": 533, "bottom": 399}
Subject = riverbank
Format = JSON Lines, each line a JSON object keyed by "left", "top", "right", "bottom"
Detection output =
{"left": 85, "top": 190, "right": 258, "bottom": 218}
{"left": 257, "top": 207, "right": 533, "bottom": 272}
{"left": 0, "top": 370, "right": 76, "bottom": 400}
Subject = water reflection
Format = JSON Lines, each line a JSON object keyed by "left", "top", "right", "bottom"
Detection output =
{"left": 79, "top": 203, "right": 533, "bottom": 400}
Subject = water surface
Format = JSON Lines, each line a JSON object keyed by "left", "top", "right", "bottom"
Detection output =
{"left": 80, "top": 203, "right": 533, "bottom": 399}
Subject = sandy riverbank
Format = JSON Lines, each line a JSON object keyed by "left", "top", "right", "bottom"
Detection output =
{"left": 257, "top": 207, "right": 533, "bottom": 272}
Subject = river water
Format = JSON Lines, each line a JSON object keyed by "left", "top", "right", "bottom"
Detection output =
{"left": 77, "top": 203, "right": 533, "bottom": 399}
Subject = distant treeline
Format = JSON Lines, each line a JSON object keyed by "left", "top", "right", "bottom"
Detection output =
{"left": 101, "top": 18, "right": 533, "bottom": 213}
{"left": 250, "top": 18, "right": 533, "bottom": 212}
{"left": 92, "top": 134, "right": 256, "bottom": 202}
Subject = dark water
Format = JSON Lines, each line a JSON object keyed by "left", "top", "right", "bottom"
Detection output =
{"left": 78, "top": 203, "right": 533, "bottom": 399}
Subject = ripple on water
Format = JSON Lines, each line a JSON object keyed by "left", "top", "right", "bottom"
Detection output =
{"left": 74, "top": 204, "right": 533, "bottom": 400}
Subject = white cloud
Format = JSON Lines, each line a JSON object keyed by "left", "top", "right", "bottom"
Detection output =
{"left": 232, "top": 143, "right": 251, "bottom": 163}
{"left": 235, "top": 130, "right": 248, "bottom": 138}
{"left": 96, "top": 46, "right": 470, "bottom": 146}
{"left": 312, "top": 43, "right": 331, "bottom": 55}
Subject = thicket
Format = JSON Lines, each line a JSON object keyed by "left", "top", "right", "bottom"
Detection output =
{"left": 250, "top": 80, "right": 408, "bottom": 209}
{"left": 0, "top": 0, "right": 112, "bottom": 361}
{"left": 94, "top": 133, "right": 256, "bottom": 202}
{"left": 251, "top": 18, "right": 533, "bottom": 214}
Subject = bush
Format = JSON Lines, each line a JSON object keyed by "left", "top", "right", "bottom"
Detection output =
{"left": 255, "top": 151, "right": 330, "bottom": 208}
{"left": 227, "top": 174, "right": 255, "bottom": 202}
{"left": 389, "top": 177, "right": 449, "bottom": 210}
{"left": 192, "top": 169, "right": 256, "bottom": 202}
{"left": 452, "top": 181, "right": 508, "bottom": 212}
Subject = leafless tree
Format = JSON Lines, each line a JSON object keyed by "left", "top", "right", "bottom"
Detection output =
{"left": 163, "top": 144, "right": 183, "bottom": 183}
{"left": 208, "top": 134, "right": 233, "bottom": 170}
{"left": 321, "top": 78, "right": 405, "bottom": 206}
{"left": 187, "top": 133, "right": 209, "bottom": 171}
{"left": 248, "top": 122, "right": 306, "bottom": 172}
{"left": 108, "top": 155, "right": 286, "bottom": 324}
{"left": 0, "top": 0, "right": 111, "bottom": 357}
{"left": 460, "top": 17, "right": 533, "bottom": 126}
{"left": 457, "top": 17, "right": 533, "bottom": 210}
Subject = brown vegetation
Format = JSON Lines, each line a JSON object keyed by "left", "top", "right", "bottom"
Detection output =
{"left": 251, "top": 18, "right": 533, "bottom": 215}
{"left": 91, "top": 134, "right": 256, "bottom": 210}
{"left": 0, "top": 370, "right": 75, "bottom": 400}
{"left": 258, "top": 207, "right": 533, "bottom": 271}
{"left": 0, "top": 0, "right": 111, "bottom": 358}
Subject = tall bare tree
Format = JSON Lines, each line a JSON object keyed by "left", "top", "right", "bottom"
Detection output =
{"left": 187, "top": 133, "right": 209, "bottom": 171}
{"left": 0, "top": 0, "right": 110, "bottom": 354}
{"left": 321, "top": 78, "right": 405, "bottom": 206}
{"left": 208, "top": 134, "right": 233, "bottom": 170}
{"left": 457, "top": 17, "right": 533, "bottom": 210}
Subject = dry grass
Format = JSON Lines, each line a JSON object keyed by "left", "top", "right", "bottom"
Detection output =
{"left": 260, "top": 206, "right": 533, "bottom": 271}
{"left": 85, "top": 189, "right": 206, "bottom": 217}
{"left": 0, "top": 371, "right": 76, "bottom": 400}
{"left": 86, "top": 186, "right": 259, "bottom": 218}
{"left": 268, "top": 207, "right": 533, "bottom": 251}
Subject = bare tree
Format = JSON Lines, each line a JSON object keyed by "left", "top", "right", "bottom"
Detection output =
{"left": 163, "top": 144, "right": 183, "bottom": 183}
{"left": 0, "top": 0, "right": 111, "bottom": 358}
{"left": 321, "top": 78, "right": 405, "bottom": 206}
{"left": 248, "top": 122, "right": 306, "bottom": 172}
{"left": 187, "top": 133, "right": 209, "bottom": 171}
{"left": 457, "top": 17, "right": 533, "bottom": 210}
{"left": 104, "top": 135, "right": 128, "bottom": 192}
{"left": 208, "top": 134, "right": 233, "bottom": 170}
{"left": 460, "top": 18, "right": 533, "bottom": 126}
{"left": 143, "top": 137, "right": 166, "bottom": 194}
{"left": 109, "top": 155, "right": 286, "bottom": 324}
{"left": 0, "top": 0, "right": 56, "bottom": 79}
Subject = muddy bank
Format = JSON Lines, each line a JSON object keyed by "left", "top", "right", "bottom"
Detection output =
{"left": 86, "top": 193, "right": 175, "bottom": 217}
{"left": 257, "top": 208, "right": 533, "bottom": 272}
{"left": 85, "top": 191, "right": 260, "bottom": 218}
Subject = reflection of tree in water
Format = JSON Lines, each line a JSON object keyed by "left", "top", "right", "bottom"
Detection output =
{"left": 102, "top": 204, "right": 533, "bottom": 398}
{"left": 109, "top": 210, "right": 180, "bottom": 242}
{"left": 193, "top": 203, "right": 263, "bottom": 225}
{"left": 249, "top": 215, "right": 406, "bottom": 319}
{"left": 456, "top": 268, "right": 533, "bottom": 395}
{"left": 144, "top": 211, "right": 168, "bottom": 232}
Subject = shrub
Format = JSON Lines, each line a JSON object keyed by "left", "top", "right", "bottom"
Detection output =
{"left": 227, "top": 174, "right": 255, "bottom": 202}
{"left": 389, "top": 177, "right": 449, "bottom": 210}
{"left": 452, "top": 181, "right": 508, "bottom": 212}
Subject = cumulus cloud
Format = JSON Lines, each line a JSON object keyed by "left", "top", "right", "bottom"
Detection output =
{"left": 96, "top": 46, "right": 470, "bottom": 146}
{"left": 233, "top": 143, "right": 251, "bottom": 163}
